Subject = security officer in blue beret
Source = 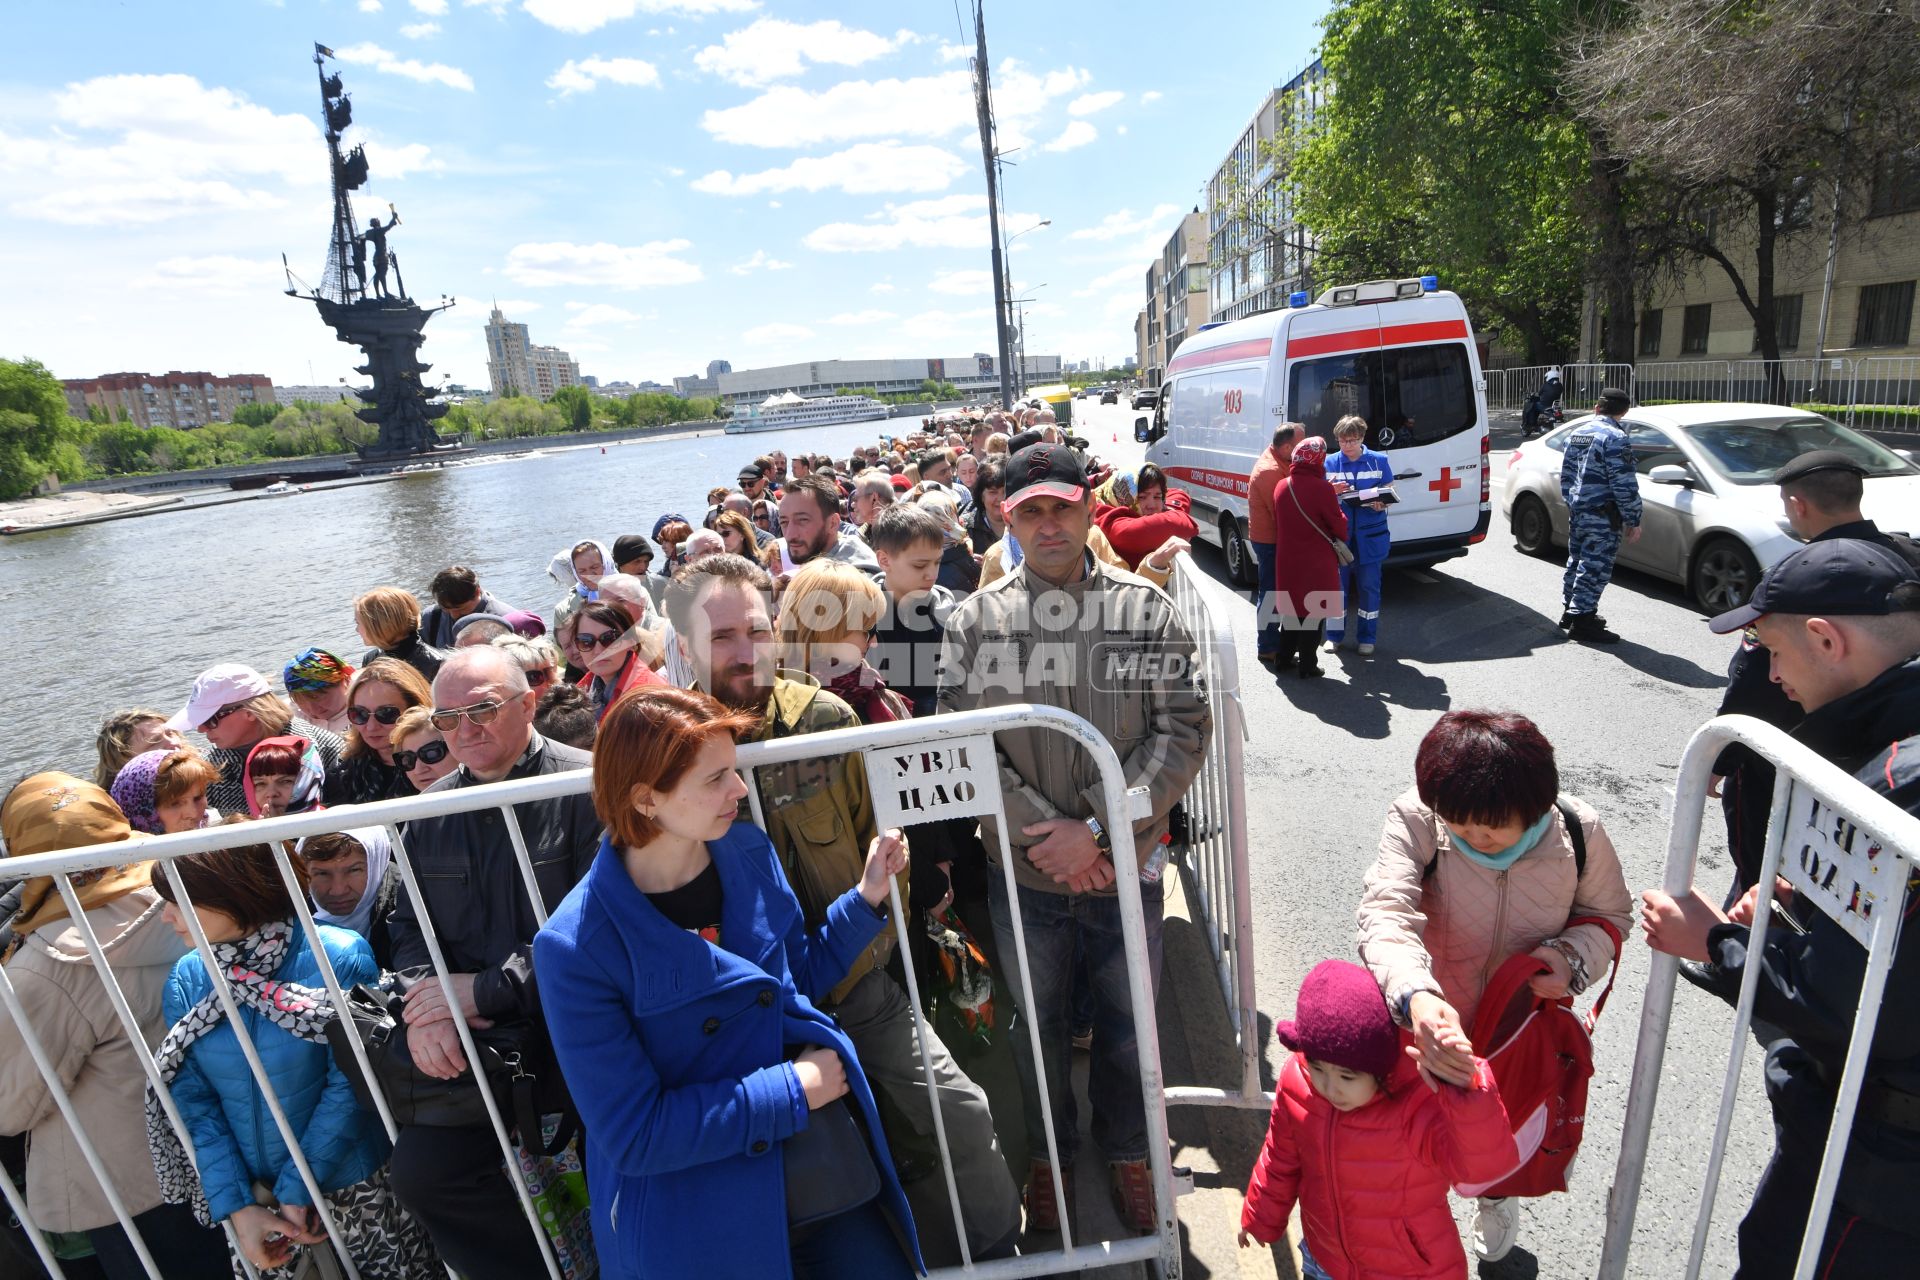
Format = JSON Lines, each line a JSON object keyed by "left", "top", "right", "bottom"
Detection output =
{"left": 1558, "top": 387, "right": 1640, "bottom": 643}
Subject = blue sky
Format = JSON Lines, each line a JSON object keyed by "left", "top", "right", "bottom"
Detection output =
{"left": 1, "top": 0, "right": 1324, "bottom": 390}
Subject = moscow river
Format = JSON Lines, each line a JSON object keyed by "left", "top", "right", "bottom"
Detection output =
{"left": 0, "top": 419, "right": 902, "bottom": 784}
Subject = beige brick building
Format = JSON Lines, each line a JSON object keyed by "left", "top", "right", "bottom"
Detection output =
{"left": 61, "top": 371, "right": 274, "bottom": 429}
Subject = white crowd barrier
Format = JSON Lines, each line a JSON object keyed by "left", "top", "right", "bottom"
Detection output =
{"left": 1, "top": 700, "right": 1191, "bottom": 1280}
{"left": 1597, "top": 715, "right": 1920, "bottom": 1280}
{"left": 1161, "top": 556, "right": 1262, "bottom": 1112}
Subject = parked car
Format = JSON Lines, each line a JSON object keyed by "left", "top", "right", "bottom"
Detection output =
{"left": 1131, "top": 387, "right": 1159, "bottom": 410}
{"left": 1501, "top": 403, "right": 1920, "bottom": 612}
{"left": 1100, "top": 388, "right": 1120, "bottom": 404}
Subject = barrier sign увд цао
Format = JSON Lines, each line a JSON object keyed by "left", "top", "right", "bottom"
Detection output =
{"left": 868, "top": 734, "right": 1003, "bottom": 830}
{"left": 1780, "top": 778, "right": 1911, "bottom": 948}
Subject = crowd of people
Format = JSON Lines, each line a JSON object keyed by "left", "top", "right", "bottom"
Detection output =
{"left": 2, "top": 390, "right": 1917, "bottom": 1280}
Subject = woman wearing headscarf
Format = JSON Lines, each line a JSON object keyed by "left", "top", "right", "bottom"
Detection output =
{"left": 281, "top": 649, "right": 355, "bottom": 735}
{"left": 547, "top": 538, "right": 613, "bottom": 608}
{"left": 1269, "top": 434, "right": 1349, "bottom": 679}
{"left": 146, "top": 845, "right": 438, "bottom": 1278}
{"left": 241, "top": 737, "right": 328, "bottom": 819}
{"left": 294, "top": 828, "right": 400, "bottom": 969}
{"left": 112, "top": 749, "right": 225, "bottom": 835}
{"left": 1092, "top": 462, "right": 1195, "bottom": 587}
{"left": 0, "top": 775, "right": 228, "bottom": 1280}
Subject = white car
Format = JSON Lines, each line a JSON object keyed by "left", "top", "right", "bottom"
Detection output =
{"left": 1501, "top": 403, "right": 1920, "bottom": 612}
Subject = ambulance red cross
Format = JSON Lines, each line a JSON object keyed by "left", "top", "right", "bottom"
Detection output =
{"left": 1137, "top": 275, "right": 1492, "bottom": 584}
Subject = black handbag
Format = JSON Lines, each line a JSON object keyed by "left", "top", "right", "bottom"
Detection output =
{"left": 325, "top": 980, "right": 575, "bottom": 1156}
{"left": 784, "top": 1096, "right": 881, "bottom": 1229}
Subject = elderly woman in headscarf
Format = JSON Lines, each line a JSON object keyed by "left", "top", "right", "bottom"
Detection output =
{"left": 547, "top": 538, "right": 613, "bottom": 608}
{"left": 281, "top": 649, "right": 355, "bottom": 736}
{"left": 0, "top": 775, "right": 229, "bottom": 1279}
{"left": 242, "top": 738, "right": 329, "bottom": 819}
{"left": 1093, "top": 462, "right": 1196, "bottom": 586}
{"left": 1270, "top": 434, "right": 1349, "bottom": 679}
{"left": 111, "top": 748, "right": 226, "bottom": 835}
{"left": 293, "top": 828, "right": 399, "bottom": 969}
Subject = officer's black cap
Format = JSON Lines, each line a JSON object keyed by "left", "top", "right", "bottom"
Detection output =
{"left": 1708, "top": 538, "right": 1920, "bottom": 633}
{"left": 1597, "top": 386, "right": 1631, "bottom": 411}
{"left": 1772, "top": 449, "right": 1867, "bottom": 487}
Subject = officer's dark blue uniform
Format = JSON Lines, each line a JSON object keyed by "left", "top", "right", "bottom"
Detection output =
{"left": 1324, "top": 442, "right": 1393, "bottom": 648}
{"left": 1558, "top": 406, "right": 1640, "bottom": 637}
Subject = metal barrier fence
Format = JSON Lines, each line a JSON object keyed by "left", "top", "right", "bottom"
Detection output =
{"left": 1629, "top": 358, "right": 1920, "bottom": 437}
{"left": 0, "top": 702, "right": 1187, "bottom": 1280}
{"left": 1160, "top": 558, "right": 1261, "bottom": 1111}
{"left": 1597, "top": 715, "right": 1920, "bottom": 1280}
{"left": 1484, "top": 364, "right": 1634, "bottom": 413}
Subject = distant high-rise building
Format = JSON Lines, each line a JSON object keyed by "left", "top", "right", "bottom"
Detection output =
{"left": 62, "top": 371, "right": 274, "bottom": 429}
{"left": 485, "top": 306, "right": 580, "bottom": 400}
{"left": 706, "top": 359, "right": 732, "bottom": 378}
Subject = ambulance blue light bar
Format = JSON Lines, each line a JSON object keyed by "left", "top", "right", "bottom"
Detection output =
{"left": 1421, "top": 275, "right": 1439, "bottom": 292}
{"left": 1288, "top": 291, "right": 1310, "bottom": 307}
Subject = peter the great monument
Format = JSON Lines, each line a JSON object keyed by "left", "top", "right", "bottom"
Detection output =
{"left": 284, "top": 42, "right": 462, "bottom": 463}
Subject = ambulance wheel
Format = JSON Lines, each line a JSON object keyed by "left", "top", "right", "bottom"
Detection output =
{"left": 1511, "top": 495, "right": 1555, "bottom": 558}
{"left": 1222, "top": 518, "right": 1257, "bottom": 588}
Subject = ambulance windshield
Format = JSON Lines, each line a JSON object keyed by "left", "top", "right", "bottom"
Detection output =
{"left": 1288, "top": 344, "right": 1476, "bottom": 449}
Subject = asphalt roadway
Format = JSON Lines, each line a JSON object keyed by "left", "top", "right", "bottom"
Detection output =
{"left": 1064, "top": 398, "right": 1771, "bottom": 1280}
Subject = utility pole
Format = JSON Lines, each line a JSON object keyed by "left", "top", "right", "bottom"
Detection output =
{"left": 970, "top": 1, "right": 1015, "bottom": 410}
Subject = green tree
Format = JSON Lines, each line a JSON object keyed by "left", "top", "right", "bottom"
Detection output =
{"left": 231, "top": 402, "right": 280, "bottom": 428}
{"left": 549, "top": 384, "right": 594, "bottom": 432}
{"left": 1, "top": 357, "right": 97, "bottom": 497}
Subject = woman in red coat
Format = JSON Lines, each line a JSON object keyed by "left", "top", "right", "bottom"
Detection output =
{"left": 1094, "top": 464, "right": 1199, "bottom": 572}
{"left": 1239, "top": 960, "right": 1516, "bottom": 1280}
{"left": 1270, "top": 436, "right": 1349, "bottom": 678}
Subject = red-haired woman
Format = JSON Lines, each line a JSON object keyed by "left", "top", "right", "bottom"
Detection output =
{"left": 1354, "top": 709, "right": 1632, "bottom": 1264}
{"left": 533, "top": 687, "right": 919, "bottom": 1280}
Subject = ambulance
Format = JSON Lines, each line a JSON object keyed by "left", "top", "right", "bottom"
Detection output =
{"left": 1137, "top": 276, "right": 1492, "bottom": 584}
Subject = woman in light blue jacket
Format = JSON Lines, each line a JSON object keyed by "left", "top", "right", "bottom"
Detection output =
{"left": 148, "top": 843, "right": 437, "bottom": 1278}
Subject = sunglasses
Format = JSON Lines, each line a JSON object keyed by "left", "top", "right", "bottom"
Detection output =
{"left": 428, "top": 700, "right": 504, "bottom": 732}
{"left": 347, "top": 704, "right": 406, "bottom": 726}
{"left": 392, "top": 740, "right": 450, "bottom": 772}
{"left": 527, "top": 667, "right": 553, "bottom": 689}
{"left": 576, "top": 630, "right": 625, "bottom": 651}
{"left": 199, "top": 704, "right": 246, "bottom": 732}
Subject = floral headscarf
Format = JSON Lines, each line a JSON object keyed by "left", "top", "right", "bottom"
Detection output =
{"left": 283, "top": 647, "right": 353, "bottom": 696}
{"left": 109, "top": 750, "right": 174, "bottom": 836}
{"left": 241, "top": 736, "right": 327, "bottom": 819}
{"left": 1292, "top": 435, "right": 1329, "bottom": 469}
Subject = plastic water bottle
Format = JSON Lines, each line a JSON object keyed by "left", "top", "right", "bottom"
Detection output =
{"left": 1140, "top": 832, "right": 1172, "bottom": 884}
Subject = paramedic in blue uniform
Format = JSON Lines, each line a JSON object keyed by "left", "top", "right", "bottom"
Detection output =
{"left": 1324, "top": 415, "right": 1393, "bottom": 655}
{"left": 1558, "top": 387, "right": 1641, "bottom": 645}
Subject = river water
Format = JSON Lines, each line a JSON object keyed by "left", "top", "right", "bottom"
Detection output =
{"left": 0, "top": 420, "right": 905, "bottom": 786}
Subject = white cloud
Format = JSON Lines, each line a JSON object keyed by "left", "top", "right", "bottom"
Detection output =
{"left": 359, "top": 0, "right": 383, "bottom": 11}
{"left": 900, "top": 308, "right": 995, "bottom": 341}
{"left": 521, "top": 0, "right": 757, "bottom": 36}
{"left": 359, "top": 137, "right": 443, "bottom": 178}
{"left": 729, "top": 249, "right": 793, "bottom": 275}
{"left": 1068, "top": 90, "right": 1122, "bottom": 116}
{"left": 827, "top": 309, "right": 895, "bottom": 325}
{"left": 744, "top": 321, "right": 814, "bottom": 344}
{"left": 1042, "top": 120, "right": 1097, "bottom": 152}
{"left": 692, "top": 141, "right": 963, "bottom": 196}
{"left": 701, "top": 61, "right": 1086, "bottom": 149}
{"left": 491, "top": 299, "right": 542, "bottom": 313}
{"left": 937, "top": 43, "right": 971, "bottom": 62}
{"left": 503, "top": 240, "right": 703, "bottom": 288}
{"left": 1139, "top": 90, "right": 1163, "bottom": 104}
{"left": 410, "top": 0, "right": 449, "bottom": 12}
{"left": 547, "top": 56, "right": 661, "bottom": 96}
{"left": 334, "top": 43, "right": 475, "bottom": 91}
{"left": 806, "top": 194, "right": 1043, "bottom": 254}
{"left": 870, "top": 282, "right": 895, "bottom": 294}
{"left": 928, "top": 268, "right": 993, "bottom": 296}
{"left": 561, "top": 302, "right": 643, "bottom": 326}
{"left": 1073, "top": 263, "right": 1142, "bottom": 297}
{"left": 399, "top": 21, "right": 442, "bottom": 38}
{"left": 0, "top": 74, "right": 323, "bottom": 226}
{"left": 132, "top": 255, "right": 286, "bottom": 297}
{"left": 695, "top": 19, "right": 914, "bottom": 88}
{"left": 1117, "top": 124, "right": 1128, "bottom": 136}
{"left": 1069, "top": 203, "right": 1181, "bottom": 241}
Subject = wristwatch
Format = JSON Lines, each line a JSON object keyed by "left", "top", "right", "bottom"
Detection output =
{"left": 1391, "top": 983, "right": 1440, "bottom": 1030}
{"left": 1084, "top": 815, "right": 1112, "bottom": 854}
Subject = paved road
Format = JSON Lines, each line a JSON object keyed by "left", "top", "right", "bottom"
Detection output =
{"left": 1070, "top": 398, "right": 1771, "bottom": 1279}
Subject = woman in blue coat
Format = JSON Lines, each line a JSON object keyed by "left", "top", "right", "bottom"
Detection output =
{"left": 1325, "top": 415, "right": 1396, "bottom": 655}
{"left": 535, "top": 686, "right": 920, "bottom": 1280}
{"left": 148, "top": 843, "right": 438, "bottom": 1278}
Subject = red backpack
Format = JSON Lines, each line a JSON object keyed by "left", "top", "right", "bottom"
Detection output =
{"left": 1453, "top": 913, "right": 1622, "bottom": 1199}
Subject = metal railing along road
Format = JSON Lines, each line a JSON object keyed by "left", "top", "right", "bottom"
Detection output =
{"left": 1597, "top": 715, "right": 1920, "bottom": 1280}
{"left": 1629, "top": 358, "right": 1920, "bottom": 438}
{"left": 1, "top": 703, "right": 1188, "bottom": 1280}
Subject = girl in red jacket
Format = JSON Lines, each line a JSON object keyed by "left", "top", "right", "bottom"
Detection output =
{"left": 1240, "top": 960, "right": 1516, "bottom": 1280}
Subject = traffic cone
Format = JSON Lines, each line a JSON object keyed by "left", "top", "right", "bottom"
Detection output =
{"left": 1111, "top": 431, "right": 1117, "bottom": 442}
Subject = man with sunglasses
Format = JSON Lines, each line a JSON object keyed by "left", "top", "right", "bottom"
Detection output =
{"left": 382, "top": 647, "right": 599, "bottom": 1279}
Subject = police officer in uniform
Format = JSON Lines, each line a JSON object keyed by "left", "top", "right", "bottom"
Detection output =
{"left": 1558, "top": 387, "right": 1640, "bottom": 644}
{"left": 1713, "top": 450, "right": 1920, "bottom": 894}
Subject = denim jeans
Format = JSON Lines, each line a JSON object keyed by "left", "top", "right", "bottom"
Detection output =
{"left": 987, "top": 871, "right": 1164, "bottom": 1165}
{"left": 790, "top": 1198, "right": 915, "bottom": 1279}
{"left": 1253, "top": 540, "right": 1280, "bottom": 656}
{"left": 1299, "top": 1239, "right": 1334, "bottom": 1280}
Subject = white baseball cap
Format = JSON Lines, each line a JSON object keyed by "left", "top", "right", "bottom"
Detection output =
{"left": 165, "top": 664, "right": 272, "bottom": 731}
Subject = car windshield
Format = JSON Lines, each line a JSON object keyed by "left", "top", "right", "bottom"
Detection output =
{"left": 1681, "top": 415, "right": 1920, "bottom": 484}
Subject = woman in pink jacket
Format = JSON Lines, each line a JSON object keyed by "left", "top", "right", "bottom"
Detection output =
{"left": 1354, "top": 709, "right": 1633, "bottom": 1264}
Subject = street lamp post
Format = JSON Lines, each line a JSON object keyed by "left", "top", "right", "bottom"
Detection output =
{"left": 1010, "top": 284, "right": 1047, "bottom": 399}
{"left": 1002, "top": 220, "right": 1050, "bottom": 398}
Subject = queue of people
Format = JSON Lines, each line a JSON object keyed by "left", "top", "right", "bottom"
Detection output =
{"left": 4, "top": 394, "right": 1917, "bottom": 1280}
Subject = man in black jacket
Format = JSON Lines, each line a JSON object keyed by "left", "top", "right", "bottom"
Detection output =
{"left": 1644, "top": 539, "right": 1920, "bottom": 1278}
{"left": 420, "top": 565, "right": 517, "bottom": 650}
{"left": 1712, "top": 452, "right": 1920, "bottom": 893}
{"left": 384, "top": 646, "right": 598, "bottom": 1279}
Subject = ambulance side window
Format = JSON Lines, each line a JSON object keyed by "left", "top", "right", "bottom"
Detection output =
{"left": 1288, "top": 353, "right": 1382, "bottom": 445}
